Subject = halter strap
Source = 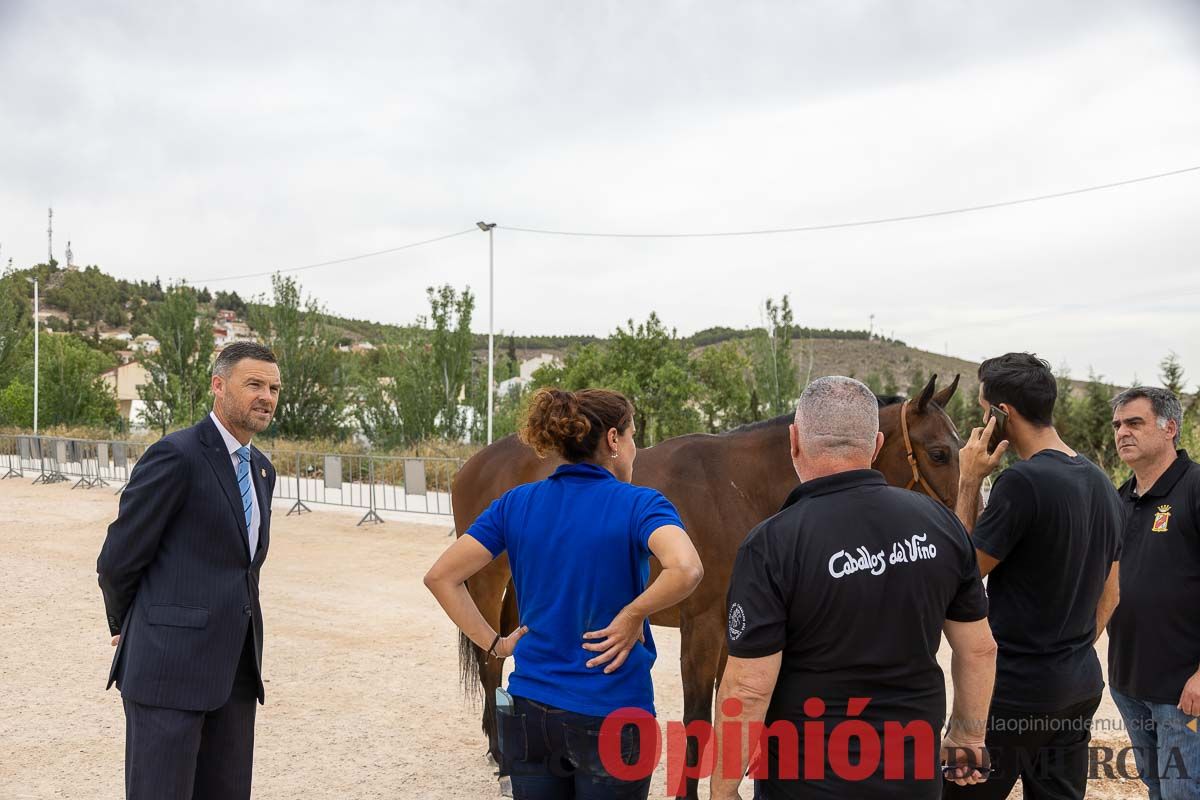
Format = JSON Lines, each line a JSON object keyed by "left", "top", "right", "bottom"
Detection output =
{"left": 899, "top": 399, "right": 952, "bottom": 507}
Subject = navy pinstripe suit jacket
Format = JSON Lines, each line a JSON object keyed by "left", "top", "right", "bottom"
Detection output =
{"left": 97, "top": 415, "right": 276, "bottom": 711}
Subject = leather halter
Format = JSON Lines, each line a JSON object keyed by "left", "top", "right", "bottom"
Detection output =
{"left": 899, "top": 399, "right": 952, "bottom": 507}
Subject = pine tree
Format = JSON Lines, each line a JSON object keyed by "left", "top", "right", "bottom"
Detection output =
{"left": 751, "top": 296, "right": 799, "bottom": 416}
{"left": 1160, "top": 352, "right": 1186, "bottom": 396}
{"left": 694, "top": 342, "right": 753, "bottom": 433}
{"left": 880, "top": 367, "right": 899, "bottom": 397}
{"left": 248, "top": 274, "right": 345, "bottom": 439}
{"left": 507, "top": 334, "right": 518, "bottom": 373}
{"left": 907, "top": 367, "right": 927, "bottom": 397}
{"left": 138, "top": 285, "right": 213, "bottom": 434}
{"left": 1073, "top": 372, "right": 1117, "bottom": 473}
{"left": 1052, "top": 365, "right": 1078, "bottom": 445}
{"left": 357, "top": 285, "right": 477, "bottom": 446}
{"left": 0, "top": 269, "right": 31, "bottom": 386}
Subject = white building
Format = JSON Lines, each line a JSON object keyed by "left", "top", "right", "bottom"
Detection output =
{"left": 497, "top": 376, "right": 523, "bottom": 397}
{"left": 496, "top": 353, "right": 562, "bottom": 397}
{"left": 226, "top": 321, "right": 253, "bottom": 341}
{"left": 519, "top": 353, "right": 558, "bottom": 381}
{"left": 100, "top": 361, "right": 151, "bottom": 429}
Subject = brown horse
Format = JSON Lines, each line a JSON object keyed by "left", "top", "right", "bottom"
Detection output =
{"left": 451, "top": 375, "right": 963, "bottom": 798}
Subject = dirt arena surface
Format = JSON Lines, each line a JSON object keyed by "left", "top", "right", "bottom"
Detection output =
{"left": 0, "top": 478, "right": 1146, "bottom": 799}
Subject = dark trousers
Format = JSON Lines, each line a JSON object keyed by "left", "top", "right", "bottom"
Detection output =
{"left": 942, "top": 694, "right": 1102, "bottom": 800}
{"left": 501, "top": 695, "right": 651, "bottom": 800}
{"left": 123, "top": 631, "right": 259, "bottom": 800}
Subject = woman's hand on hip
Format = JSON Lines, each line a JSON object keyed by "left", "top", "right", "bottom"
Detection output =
{"left": 582, "top": 608, "right": 646, "bottom": 674}
{"left": 493, "top": 625, "right": 529, "bottom": 659}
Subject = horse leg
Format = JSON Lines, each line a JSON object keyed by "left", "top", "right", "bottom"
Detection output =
{"left": 486, "top": 581, "right": 519, "bottom": 771}
{"left": 461, "top": 555, "right": 511, "bottom": 765}
{"left": 675, "top": 607, "right": 725, "bottom": 800}
{"left": 715, "top": 645, "right": 729, "bottom": 690}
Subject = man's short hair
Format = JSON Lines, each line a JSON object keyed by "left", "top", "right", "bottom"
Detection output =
{"left": 212, "top": 341, "right": 277, "bottom": 378}
{"left": 1112, "top": 386, "right": 1183, "bottom": 447}
{"left": 978, "top": 353, "right": 1056, "bottom": 427}
{"left": 794, "top": 376, "right": 879, "bottom": 456}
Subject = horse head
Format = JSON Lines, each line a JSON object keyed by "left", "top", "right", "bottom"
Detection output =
{"left": 874, "top": 374, "right": 963, "bottom": 510}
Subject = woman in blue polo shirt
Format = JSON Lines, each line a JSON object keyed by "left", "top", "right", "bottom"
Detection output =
{"left": 426, "top": 388, "right": 703, "bottom": 799}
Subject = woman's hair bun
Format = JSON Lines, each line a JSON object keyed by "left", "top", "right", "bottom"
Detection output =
{"left": 519, "top": 388, "right": 633, "bottom": 462}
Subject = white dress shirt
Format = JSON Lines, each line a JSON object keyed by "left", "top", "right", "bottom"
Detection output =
{"left": 209, "top": 411, "right": 260, "bottom": 559}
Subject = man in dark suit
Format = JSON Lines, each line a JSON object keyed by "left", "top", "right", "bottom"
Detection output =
{"left": 98, "top": 341, "right": 281, "bottom": 800}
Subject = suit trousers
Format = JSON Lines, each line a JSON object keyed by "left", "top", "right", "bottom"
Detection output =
{"left": 123, "top": 629, "right": 258, "bottom": 800}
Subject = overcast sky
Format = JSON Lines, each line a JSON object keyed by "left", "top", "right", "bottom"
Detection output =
{"left": 2, "top": 1, "right": 1198, "bottom": 385}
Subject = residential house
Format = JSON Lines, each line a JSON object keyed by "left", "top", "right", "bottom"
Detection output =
{"left": 101, "top": 361, "right": 152, "bottom": 428}
{"left": 225, "top": 320, "right": 253, "bottom": 342}
{"left": 497, "top": 353, "right": 562, "bottom": 397}
{"left": 519, "top": 353, "right": 558, "bottom": 381}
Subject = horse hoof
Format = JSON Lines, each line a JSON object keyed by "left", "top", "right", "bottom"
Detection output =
{"left": 498, "top": 776, "right": 513, "bottom": 797}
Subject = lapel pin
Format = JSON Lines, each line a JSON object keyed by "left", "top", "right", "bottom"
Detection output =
{"left": 260, "top": 468, "right": 267, "bottom": 478}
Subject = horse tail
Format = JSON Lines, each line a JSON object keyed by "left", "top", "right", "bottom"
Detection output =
{"left": 459, "top": 623, "right": 484, "bottom": 701}
{"left": 458, "top": 579, "right": 517, "bottom": 700}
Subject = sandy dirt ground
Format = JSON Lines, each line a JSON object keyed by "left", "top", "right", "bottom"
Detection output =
{"left": 0, "top": 478, "right": 1148, "bottom": 799}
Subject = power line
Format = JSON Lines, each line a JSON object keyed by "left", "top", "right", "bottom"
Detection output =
{"left": 175, "top": 162, "right": 1200, "bottom": 284}
{"left": 193, "top": 228, "right": 478, "bottom": 284}
{"left": 498, "top": 164, "right": 1200, "bottom": 239}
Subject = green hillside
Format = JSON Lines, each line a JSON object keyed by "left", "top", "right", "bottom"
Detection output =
{"left": 1, "top": 259, "right": 1193, "bottom": 481}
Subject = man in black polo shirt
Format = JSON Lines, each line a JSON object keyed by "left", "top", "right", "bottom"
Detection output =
{"left": 946, "top": 353, "right": 1123, "bottom": 800}
{"left": 1108, "top": 386, "right": 1200, "bottom": 799}
{"left": 710, "top": 376, "right": 998, "bottom": 800}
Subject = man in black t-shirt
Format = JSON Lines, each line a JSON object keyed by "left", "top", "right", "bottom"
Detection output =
{"left": 1108, "top": 387, "right": 1200, "bottom": 799}
{"left": 946, "top": 353, "right": 1123, "bottom": 800}
{"left": 710, "top": 376, "right": 997, "bottom": 800}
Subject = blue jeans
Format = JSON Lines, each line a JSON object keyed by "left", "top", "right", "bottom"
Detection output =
{"left": 1111, "top": 689, "right": 1200, "bottom": 799}
{"left": 499, "top": 695, "right": 652, "bottom": 800}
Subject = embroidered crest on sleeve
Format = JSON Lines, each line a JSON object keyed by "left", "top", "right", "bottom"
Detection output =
{"left": 728, "top": 603, "right": 747, "bottom": 641}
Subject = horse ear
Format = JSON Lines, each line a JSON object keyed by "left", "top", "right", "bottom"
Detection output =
{"left": 917, "top": 373, "right": 938, "bottom": 412}
{"left": 932, "top": 374, "right": 960, "bottom": 408}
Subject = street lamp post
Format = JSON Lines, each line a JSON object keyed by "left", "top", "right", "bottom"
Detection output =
{"left": 476, "top": 221, "right": 496, "bottom": 444}
{"left": 26, "top": 277, "right": 39, "bottom": 436}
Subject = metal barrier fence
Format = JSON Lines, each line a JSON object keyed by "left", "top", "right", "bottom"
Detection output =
{"left": 266, "top": 449, "right": 461, "bottom": 525}
{"left": 0, "top": 434, "right": 462, "bottom": 526}
{"left": 0, "top": 434, "right": 148, "bottom": 489}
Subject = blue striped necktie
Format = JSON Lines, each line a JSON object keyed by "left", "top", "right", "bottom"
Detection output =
{"left": 235, "top": 446, "right": 253, "bottom": 538}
